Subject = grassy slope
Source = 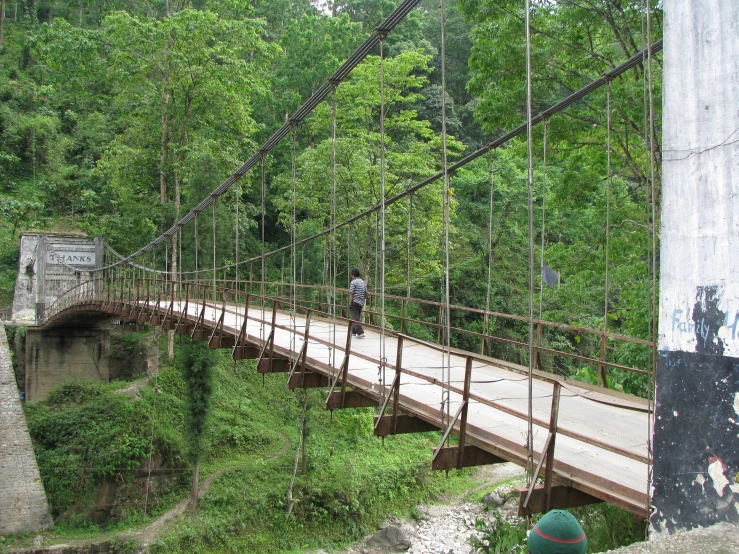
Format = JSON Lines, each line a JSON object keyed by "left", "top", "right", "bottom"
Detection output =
{"left": 10, "top": 331, "right": 473, "bottom": 553}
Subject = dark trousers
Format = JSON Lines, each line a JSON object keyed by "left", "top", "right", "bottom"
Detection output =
{"left": 349, "top": 302, "right": 364, "bottom": 335}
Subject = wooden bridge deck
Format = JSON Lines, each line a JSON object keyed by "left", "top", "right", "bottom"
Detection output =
{"left": 48, "top": 296, "right": 651, "bottom": 517}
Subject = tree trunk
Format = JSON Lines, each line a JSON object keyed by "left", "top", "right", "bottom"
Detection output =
{"left": 286, "top": 401, "right": 306, "bottom": 516}
{"left": 1, "top": 0, "right": 6, "bottom": 44}
{"left": 167, "top": 165, "right": 180, "bottom": 360}
{"left": 159, "top": 91, "right": 169, "bottom": 204}
{"left": 188, "top": 459, "right": 199, "bottom": 512}
{"left": 301, "top": 419, "right": 307, "bottom": 476}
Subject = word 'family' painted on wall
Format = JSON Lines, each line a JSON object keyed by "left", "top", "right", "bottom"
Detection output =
{"left": 671, "top": 309, "right": 739, "bottom": 342}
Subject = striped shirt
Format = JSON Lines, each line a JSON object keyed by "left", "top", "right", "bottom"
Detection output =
{"left": 349, "top": 278, "right": 367, "bottom": 306}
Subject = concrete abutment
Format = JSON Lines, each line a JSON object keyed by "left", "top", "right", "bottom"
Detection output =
{"left": 24, "top": 323, "right": 112, "bottom": 403}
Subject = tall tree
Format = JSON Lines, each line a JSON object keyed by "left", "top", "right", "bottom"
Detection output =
{"left": 176, "top": 339, "right": 215, "bottom": 512}
{"left": 274, "top": 50, "right": 463, "bottom": 288}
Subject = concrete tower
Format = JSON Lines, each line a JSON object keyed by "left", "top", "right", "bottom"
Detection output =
{"left": 653, "top": 0, "right": 739, "bottom": 533}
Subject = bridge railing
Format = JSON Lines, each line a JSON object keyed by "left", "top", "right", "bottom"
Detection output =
{"left": 206, "top": 278, "right": 652, "bottom": 387}
{"left": 42, "top": 275, "right": 652, "bottom": 390}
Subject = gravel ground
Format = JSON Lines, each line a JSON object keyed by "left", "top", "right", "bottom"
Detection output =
{"left": 338, "top": 463, "right": 526, "bottom": 554}
{"left": 332, "top": 463, "right": 739, "bottom": 554}
{"left": 602, "top": 523, "right": 739, "bottom": 554}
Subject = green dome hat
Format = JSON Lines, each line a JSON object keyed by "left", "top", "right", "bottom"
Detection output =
{"left": 528, "top": 510, "right": 587, "bottom": 554}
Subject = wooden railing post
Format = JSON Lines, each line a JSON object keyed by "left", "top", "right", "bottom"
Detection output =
{"left": 599, "top": 333, "right": 609, "bottom": 388}
{"left": 391, "top": 335, "right": 404, "bottom": 434}
{"left": 339, "top": 317, "right": 353, "bottom": 405}
{"left": 456, "top": 355, "right": 473, "bottom": 469}
{"left": 481, "top": 312, "right": 489, "bottom": 355}
{"left": 544, "top": 381, "right": 561, "bottom": 512}
{"left": 535, "top": 321, "right": 543, "bottom": 371}
{"left": 437, "top": 304, "right": 444, "bottom": 344}
{"left": 522, "top": 380, "right": 561, "bottom": 512}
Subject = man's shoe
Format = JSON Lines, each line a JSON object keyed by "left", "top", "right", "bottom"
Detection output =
{"left": 358, "top": 334, "right": 365, "bottom": 339}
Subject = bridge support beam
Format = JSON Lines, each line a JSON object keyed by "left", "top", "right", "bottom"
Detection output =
{"left": 233, "top": 345, "right": 260, "bottom": 360}
{"left": 374, "top": 414, "right": 437, "bottom": 437}
{"left": 517, "top": 484, "right": 602, "bottom": 516}
{"left": 209, "top": 336, "right": 236, "bottom": 349}
{"left": 257, "top": 357, "right": 291, "bottom": 373}
{"left": 288, "top": 372, "right": 329, "bottom": 389}
{"left": 431, "top": 445, "right": 506, "bottom": 472}
{"left": 326, "top": 390, "right": 377, "bottom": 410}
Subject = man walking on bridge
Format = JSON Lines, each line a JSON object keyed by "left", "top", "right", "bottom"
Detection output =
{"left": 348, "top": 268, "right": 366, "bottom": 338}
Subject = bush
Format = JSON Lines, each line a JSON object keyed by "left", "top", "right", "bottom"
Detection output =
{"left": 469, "top": 509, "right": 529, "bottom": 554}
{"left": 25, "top": 378, "right": 185, "bottom": 518}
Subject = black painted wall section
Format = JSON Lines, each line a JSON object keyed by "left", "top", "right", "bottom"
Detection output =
{"left": 651, "top": 349, "right": 739, "bottom": 532}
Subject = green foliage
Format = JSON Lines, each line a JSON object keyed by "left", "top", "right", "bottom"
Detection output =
{"left": 0, "top": 199, "right": 43, "bottom": 238}
{"left": 175, "top": 338, "right": 216, "bottom": 464}
{"left": 44, "top": 380, "right": 108, "bottom": 405}
{"left": 469, "top": 509, "right": 529, "bottom": 554}
{"left": 25, "top": 379, "right": 179, "bottom": 517}
{"left": 570, "top": 504, "right": 646, "bottom": 552}
{"left": 146, "top": 356, "right": 472, "bottom": 553}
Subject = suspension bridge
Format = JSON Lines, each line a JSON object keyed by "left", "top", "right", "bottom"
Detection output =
{"left": 18, "top": 0, "right": 669, "bottom": 525}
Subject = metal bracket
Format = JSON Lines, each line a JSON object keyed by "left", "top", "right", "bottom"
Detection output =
{"left": 521, "top": 381, "right": 562, "bottom": 513}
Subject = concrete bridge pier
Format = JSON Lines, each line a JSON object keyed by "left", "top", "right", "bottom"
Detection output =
{"left": 24, "top": 323, "right": 111, "bottom": 403}
{"left": 653, "top": 0, "right": 739, "bottom": 534}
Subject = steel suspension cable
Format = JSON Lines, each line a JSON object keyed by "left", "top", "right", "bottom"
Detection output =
{"left": 641, "top": 3, "right": 653, "bottom": 533}
{"left": 291, "top": 125, "right": 298, "bottom": 356}
{"left": 485, "top": 150, "right": 495, "bottom": 344}
{"left": 331, "top": 85, "right": 338, "bottom": 370}
{"left": 261, "top": 153, "right": 267, "bottom": 342}
{"left": 604, "top": 82, "right": 611, "bottom": 336}
{"left": 439, "top": 0, "right": 452, "bottom": 436}
{"left": 646, "top": 0, "right": 658, "bottom": 525}
{"left": 539, "top": 120, "right": 547, "bottom": 322}
{"left": 524, "top": 0, "right": 535, "bottom": 485}
{"left": 194, "top": 215, "right": 198, "bottom": 288}
{"left": 178, "top": 41, "right": 661, "bottom": 280}
{"left": 235, "top": 178, "right": 240, "bottom": 289}
{"left": 212, "top": 200, "right": 217, "bottom": 303}
{"left": 406, "top": 192, "right": 413, "bottom": 299}
{"left": 374, "top": 212, "right": 379, "bottom": 296}
{"left": 379, "top": 38, "right": 388, "bottom": 406}
{"left": 178, "top": 228, "right": 182, "bottom": 286}
{"left": 109, "top": 41, "right": 663, "bottom": 284}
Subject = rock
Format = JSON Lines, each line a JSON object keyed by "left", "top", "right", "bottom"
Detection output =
{"left": 367, "top": 525, "right": 412, "bottom": 551}
{"left": 482, "top": 492, "right": 504, "bottom": 506}
{"left": 32, "top": 535, "right": 43, "bottom": 547}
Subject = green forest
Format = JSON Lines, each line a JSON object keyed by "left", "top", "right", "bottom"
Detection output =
{"left": 1, "top": 0, "right": 662, "bottom": 550}
{"left": 0, "top": 0, "right": 662, "bottom": 377}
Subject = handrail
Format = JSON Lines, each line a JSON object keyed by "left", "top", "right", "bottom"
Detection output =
{"left": 202, "top": 279, "right": 653, "bottom": 347}
{"left": 42, "top": 277, "right": 651, "bottom": 382}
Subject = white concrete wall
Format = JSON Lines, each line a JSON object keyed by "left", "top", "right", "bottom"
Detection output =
{"left": 652, "top": 0, "right": 739, "bottom": 534}
{"left": 11, "top": 233, "right": 99, "bottom": 322}
{"left": 11, "top": 234, "right": 39, "bottom": 322}
{"left": 659, "top": 0, "right": 739, "bottom": 354}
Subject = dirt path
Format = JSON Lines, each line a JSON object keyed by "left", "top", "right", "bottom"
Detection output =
{"left": 135, "top": 430, "right": 290, "bottom": 548}
{"left": 7, "top": 432, "right": 291, "bottom": 553}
